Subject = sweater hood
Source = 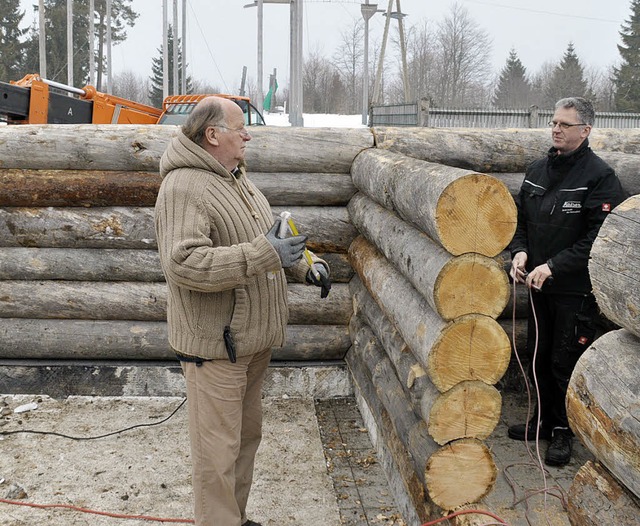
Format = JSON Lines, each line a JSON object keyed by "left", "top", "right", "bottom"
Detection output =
{"left": 160, "top": 130, "right": 246, "bottom": 182}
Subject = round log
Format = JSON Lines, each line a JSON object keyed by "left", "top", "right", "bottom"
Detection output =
{"left": 0, "top": 281, "right": 351, "bottom": 325}
{"left": 422, "top": 381, "right": 502, "bottom": 446}
{"left": 589, "top": 195, "right": 640, "bottom": 337}
{"left": 0, "top": 206, "right": 355, "bottom": 253}
{"left": 0, "top": 169, "right": 357, "bottom": 207}
{"left": 348, "top": 193, "right": 509, "bottom": 319}
{"left": 349, "top": 236, "right": 511, "bottom": 392}
{"left": 425, "top": 438, "right": 497, "bottom": 510}
{"left": 0, "top": 247, "right": 353, "bottom": 283}
{"left": 351, "top": 149, "right": 516, "bottom": 256}
{"left": 567, "top": 329, "right": 640, "bottom": 499}
{"left": 0, "top": 124, "right": 373, "bottom": 173}
{"left": 0, "top": 318, "right": 349, "bottom": 361}
{"left": 373, "top": 127, "right": 640, "bottom": 172}
{"left": 567, "top": 460, "right": 640, "bottom": 526}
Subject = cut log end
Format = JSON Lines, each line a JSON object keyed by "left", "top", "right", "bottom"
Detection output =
{"left": 425, "top": 438, "right": 497, "bottom": 510}
{"left": 435, "top": 174, "right": 516, "bottom": 257}
{"left": 436, "top": 253, "right": 510, "bottom": 320}
{"left": 428, "top": 315, "right": 511, "bottom": 392}
{"left": 427, "top": 381, "right": 502, "bottom": 445}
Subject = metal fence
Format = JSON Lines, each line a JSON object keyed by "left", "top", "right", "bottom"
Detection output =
{"left": 370, "top": 99, "right": 640, "bottom": 129}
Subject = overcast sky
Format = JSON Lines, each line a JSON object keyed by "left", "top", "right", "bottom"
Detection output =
{"left": 20, "top": 0, "right": 632, "bottom": 94}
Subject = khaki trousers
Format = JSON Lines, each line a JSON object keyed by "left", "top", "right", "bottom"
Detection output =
{"left": 181, "top": 348, "right": 272, "bottom": 526}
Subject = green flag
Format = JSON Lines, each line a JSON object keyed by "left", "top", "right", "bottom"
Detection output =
{"left": 264, "top": 79, "right": 278, "bottom": 111}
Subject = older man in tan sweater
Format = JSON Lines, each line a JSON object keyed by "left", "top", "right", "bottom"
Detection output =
{"left": 154, "top": 97, "right": 328, "bottom": 526}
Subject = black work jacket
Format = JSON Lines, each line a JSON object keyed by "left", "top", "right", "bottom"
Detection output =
{"left": 510, "top": 139, "right": 627, "bottom": 295}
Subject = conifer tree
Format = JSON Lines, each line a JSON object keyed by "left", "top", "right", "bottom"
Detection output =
{"left": 492, "top": 49, "right": 531, "bottom": 108}
{"left": 0, "top": 0, "right": 28, "bottom": 81}
{"left": 148, "top": 25, "right": 193, "bottom": 107}
{"left": 614, "top": 0, "right": 640, "bottom": 111}
{"left": 543, "top": 43, "right": 594, "bottom": 108}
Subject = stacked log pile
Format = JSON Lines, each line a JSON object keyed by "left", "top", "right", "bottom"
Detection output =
{"left": 0, "top": 125, "right": 371, "bottom": 381}
{"left": 565, "top": 193, "right": 640, "bottom": 525}
{"left": 346, "top": 144, "right": 516, "bottom": 522}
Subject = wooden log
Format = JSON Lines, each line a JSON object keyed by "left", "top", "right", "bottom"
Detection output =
{"left": 0, "top": 281, "right": 352, "bottom": 325}
{"left": 351, "top": 149, "right": 516, "bottom": 257}
{"left": 0, "top": 247, "right": 353, "bottom": 283}
{"left": 0, "top": 124, "right": 373, "bottom": 173}
{"left": 0, "top": 205, "right": 356, "bottom": 253}
{"left": 373, "top": 127, "right": 640, "bottom": 172}
{"left": 500, "top": 283, "right": 530, "bottom": 320}
{"left": 348, "top": 330, "right": 497, "bottom": 510}
{"left": 589, "top": 195, "right": 640, "bottom": 337}
{"left": 347, "top": 351, "right": 436, "bottom": 524}
{"left": 567, "top": 329, "right": 640, "bottom": 499}
{"left": 348, "top": 193, "right": 509, "bottom": 319}
{"left": 0, "top": 169, "right": 357, "bottom": 207}
{"left": 422, "top": 381, "right": 502, "bottom": 446}
{"left": 349, "top": 275, "right": 428, "bottom": 393}
{"left": 349, "top": 236, "right": 511, "bottom": 391}
{"left": 567, "top": 460, "right": 640, "bottom": 526}
{"left": 0, "top": 318, "right": 349, "bottom": 361}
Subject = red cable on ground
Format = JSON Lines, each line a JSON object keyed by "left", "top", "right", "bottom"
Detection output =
{"left": 421, "top": 508, "right": 509, "bottom": 525}
{"left": 0, "top": 497, "right": 195, "bottom": 524}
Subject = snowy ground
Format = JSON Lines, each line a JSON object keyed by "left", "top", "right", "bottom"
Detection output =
{"left": 263, "top": 112, "right": 366, "bottom": 128}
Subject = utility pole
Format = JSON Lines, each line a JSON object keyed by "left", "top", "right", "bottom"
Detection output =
{"left": 372, "top": 0, "right": 392, "bottom": 105}
{"left": 163, "top": 0, "right": 168, "bottom": 99}
{"left": 106, "top": 0, "right": 112, "bottom": 93}
{"left": 181, "top": 0, "right": 187, "bottom": 94}
{"left": 67, "top": 0, "right": 73, "bottom": 86}
{"left": 361, "top": 1, "right": 379, "bottom": 125}
{"left": 38, "top": 0, "right": 46, "bottom": 78}
{"left": 89, "top": 0, "right": 95, "bottom": 86}
{"left": 256, "top": 0, "right": 264, "bottom": 111}
{"left": 289, "top": 0, "right": 304, "bottom": 127}
{"left": 173, "top": 0, "right": 179, "bottom": 95}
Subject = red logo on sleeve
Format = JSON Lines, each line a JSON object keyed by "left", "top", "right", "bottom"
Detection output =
{"left": 578, "top": 336, "right": 590, "bottom": 345}
{"left": 602, "top": 203, "right": 611, "bottom": 212}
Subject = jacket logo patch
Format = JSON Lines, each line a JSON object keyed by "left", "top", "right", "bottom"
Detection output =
{"left": 562, "top": 201, "right": 582, "bottom": 214}
{"left": 578, "top": 336, "right": 589, "bottom": 345}
{"left": 602, "top": 203, "right": 611, "bottom": 212}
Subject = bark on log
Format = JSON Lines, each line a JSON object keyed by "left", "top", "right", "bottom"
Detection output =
{"left": 567, "top": 329, "right": 640, "bottom": 499}
{"left": 0, "top": 281, "right": 352, "bottom": 325}
{"left": 0, "top": 247, "right": 353, "bottom": 283}
{"left": 589, "top": 195, "right": 640, "bottom": 337}
{"left": 0, "top": 318, "right": 349, "bottom": 361}
{"left": 421, "top": 381, "right": 502, "bottom": 446}
{"left": 349, "top": 275, "right": 428, "bottom": 394}
{"left": 347, "top": 351, "right": 436, "bottom": 523}
{"left": 349, "top": 193, "right": 509, "bottom": 319}
{"left": 0, "top": 169, "right": 357, "bottom": 207}
{"left": 373, "top": 127, "right": 640, "bottom": 172}
{"left": 567, "top": 460, "right": 640, "bottom": 526}
{"left": 351, "top": 149, "right": 516, "bottom": 257}
{"left": 348, "top": 329, "right": 497, "bottom": 510}
{"left": 349, "top": 236, "right": 511, "bottom": 392}
{"left": 0, "top": 125, "right": 373, "bottom": 173}
{"left": 0, "top": 205, "right": 356, "bottom": 253}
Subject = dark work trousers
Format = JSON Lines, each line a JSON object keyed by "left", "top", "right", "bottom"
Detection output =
{"left": 526, "top": 291, "right": 599, "bottom": 431}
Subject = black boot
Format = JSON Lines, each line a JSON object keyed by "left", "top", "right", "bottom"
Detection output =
{"left": 508, "top": 419, "right": 552, "bottom": 441}
{"left": 545, "top": 428, "right": 573, "bottom": 466}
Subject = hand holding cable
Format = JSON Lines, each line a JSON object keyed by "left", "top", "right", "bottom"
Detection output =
{"left": 265, "top": 218, "right": 307, "bottom": 268}
{"left": 525, "top": 263, "right": 553, "bottom": 290}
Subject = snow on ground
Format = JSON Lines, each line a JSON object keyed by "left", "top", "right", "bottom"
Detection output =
{"left": 263, "top": 112, "right": 367, "bottom": 128}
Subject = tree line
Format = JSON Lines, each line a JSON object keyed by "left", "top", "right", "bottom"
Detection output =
{"left": 1, "top": 0, "right": 639, "bottom": 113}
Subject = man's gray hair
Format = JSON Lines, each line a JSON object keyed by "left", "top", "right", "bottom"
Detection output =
{"left": 555, "top": 97, "right": 595, "bottom": 126}
{"left": 182, "top": 97, "right": 227, "bottom": 146}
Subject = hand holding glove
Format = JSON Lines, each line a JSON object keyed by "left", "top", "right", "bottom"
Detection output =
{"left": 266, "top": 218, "right": 307, "bottom": 268}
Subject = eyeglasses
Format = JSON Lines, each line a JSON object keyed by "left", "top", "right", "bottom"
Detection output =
{"left": 548, "top": 120, "right": 587, "bottom": 129}
{"left": 215, "top": 124, "right": 251, "bottom": 138}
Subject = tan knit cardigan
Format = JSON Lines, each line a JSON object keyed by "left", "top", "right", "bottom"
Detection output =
{"left": 154, "top": 131, "right": 312, "bottom": 360}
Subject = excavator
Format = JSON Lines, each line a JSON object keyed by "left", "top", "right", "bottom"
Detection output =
{"left": 0, "top": 74, "right": 265, "bottom": 126}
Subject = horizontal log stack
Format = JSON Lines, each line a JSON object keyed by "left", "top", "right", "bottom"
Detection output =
{"left": 565, "top": 193, "right": 640, "bottom": 525}
{"left": 346, "top": 144, "right": 516, "bottom": 521}
{"left": 0, "top": 125, "right": 372, "bottom": 395}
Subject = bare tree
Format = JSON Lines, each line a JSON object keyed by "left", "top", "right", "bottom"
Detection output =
{"left": 394, "top": 21, "right": 438, "bottom": 104}
{"left": 111, "top": 69, "right": 148, "bottom": 103}
{"left": 332, "top": 19, "right": 364, "bottom": 114}
{"left": 587, "top": 65, "right": 617, "bottom": 111}
{"left": 530, "top": 60, "right": 556, "bottom": 108}
{"left": 432, "top": 3, "right": 492, "bottom": 107}
{"left": 303, "top": 46, "right": 345, "bottom": 113}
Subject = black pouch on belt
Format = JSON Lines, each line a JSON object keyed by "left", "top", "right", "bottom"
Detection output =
{"left": 223, "top": 326, "right": 237, "bottom": 363}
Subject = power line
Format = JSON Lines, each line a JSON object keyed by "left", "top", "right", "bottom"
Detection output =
{"left": 462, "top": 0, "right": 623, "bottom": 24}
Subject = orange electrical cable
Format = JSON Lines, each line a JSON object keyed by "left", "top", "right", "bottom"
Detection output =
{"left": 0, "top": 497, "right": 195, "bottom": 523}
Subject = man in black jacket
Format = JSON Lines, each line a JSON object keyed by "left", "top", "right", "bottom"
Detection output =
{"left": 508, "top": 97, "right": 626, "bottom": 466}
